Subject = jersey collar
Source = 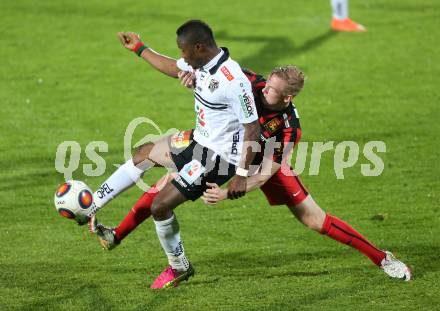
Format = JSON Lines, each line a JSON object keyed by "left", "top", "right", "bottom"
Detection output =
{"left": 201, "top": 47, "right": 230, "bottom": 75}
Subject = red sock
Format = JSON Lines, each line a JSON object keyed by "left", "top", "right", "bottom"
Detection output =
{"left": 114, "top": 186, "right": 158, "bottom": 242}
{"left": 320, "top": 214, "right": 386, "bottom": 266}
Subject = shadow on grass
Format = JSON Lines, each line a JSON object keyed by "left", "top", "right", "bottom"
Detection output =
{"left": 191, "top": 248, "right": 351, "bottom": 284}
{"left": 26, "top": 284, "right": 114, "bottom": 310}
{"left": 192, "top": 244, "right": 439, "bottom": 283}
{"left": 196, "top": 248, "right": 347, "bottom": 268}
{"left": 216, "top": 30, "right": 337, "bottom": 74}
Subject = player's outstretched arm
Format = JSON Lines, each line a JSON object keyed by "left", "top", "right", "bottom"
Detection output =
{"left": 203, "top": 144, "right": 294, "bottom": 205}
{"left": 202, "top": 160, "right": 281, "bottom": 205}
{"left": 117, "top": 32, "right": 180, "bottom": 78}
{"left": 226, "top": 120, "right": 260, "bottom": 199}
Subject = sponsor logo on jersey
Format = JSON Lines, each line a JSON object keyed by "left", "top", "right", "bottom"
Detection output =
{"left": 196, "top": 105, "right": 205, "bottom": 127}
{"left": 264, "top": 117, "right": 283, "bottom": 134}
{"left": 220, "top": 66, "right": 234, "bottom": 81}
{"left": 208, "top": 79, "right": 219, "bottom": 92}
{"left": 195, "top": 105, "right": 209, "bottom": 137}
{"left": 196, "top": 124, "right": 209, "bottom": 137}
{"left": 180, "top": 159, "right": 206, "bottom": 185}
{"left": 239, "top": 93, "right": 255, "bottom": 118}
{"left": 231, "top": 131, "right": 240, "bottom": 155}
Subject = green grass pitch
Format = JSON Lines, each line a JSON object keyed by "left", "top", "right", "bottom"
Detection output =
{"left": 1, "top": 0, "right": 440, "bottom": 309}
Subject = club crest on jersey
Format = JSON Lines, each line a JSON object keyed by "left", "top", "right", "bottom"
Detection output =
{"left": 208, "top": 79, "right": 219, "bottom": 92}
{"left": 220, "top": 66, "right": 234, "bottom": 81}
{"left": 264, "top": 117, "right": 283, "bottom": 134}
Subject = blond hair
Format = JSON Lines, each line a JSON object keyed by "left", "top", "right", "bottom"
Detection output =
{"left": 269, "top": 65, "right": 305, "bottom": 96}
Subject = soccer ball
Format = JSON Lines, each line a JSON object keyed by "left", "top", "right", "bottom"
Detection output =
{"left": 54, "top": 180, "right": 93, "bottom": 224}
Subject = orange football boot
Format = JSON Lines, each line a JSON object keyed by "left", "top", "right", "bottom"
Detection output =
{"left": 331, "top": 18, "right": 367, "bottom": 32}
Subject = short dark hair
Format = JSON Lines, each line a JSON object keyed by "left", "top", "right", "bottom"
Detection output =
{"left": 176, "top": 20, "right": 216, "bottom": 47}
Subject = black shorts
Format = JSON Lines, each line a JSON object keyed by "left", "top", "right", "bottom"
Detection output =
{"left": 169, "top": 130, "right": 236, "bottom": 201}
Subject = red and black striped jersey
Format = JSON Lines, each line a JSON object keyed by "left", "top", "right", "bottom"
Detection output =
{"left": 242, "top": 68, "right": 302, "bottom": 164}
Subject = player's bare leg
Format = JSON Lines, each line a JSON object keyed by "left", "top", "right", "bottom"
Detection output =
{"left": 151, "top": 181, "right": 187, "bottom": 220}
{"left": 288, "top": 196, "right": 326, "bottom": 231}
{"left": 132, "top": 135, "right": 176, "bottom": 168}
{"left": 149, "top": 183, "right": 194, "bottom": 288}
{"left": 90, "top": 134, "right": 175, "bottom": 216}
{"left": 289, "top": 196, "right": 411, "bottom": 280}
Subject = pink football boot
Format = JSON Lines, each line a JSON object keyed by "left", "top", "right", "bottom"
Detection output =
{"left": 150, "top": 264, "right": 195, "bottom": 289}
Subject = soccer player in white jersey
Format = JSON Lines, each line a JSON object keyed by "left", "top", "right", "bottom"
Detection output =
{"left": 88, "top": 20, "right": 260, "bottom": 288}
{"left": 330, "top": 0, "right": 367, "bottom": 32}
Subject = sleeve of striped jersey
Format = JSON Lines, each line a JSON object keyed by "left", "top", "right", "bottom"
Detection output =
{"left": 272, "top": 128, "right": 302, "bottom": 164}
{"left": 176, "top": 58, "right": 193, "bottom": 71}
{"left": 226, "top": 78, "right": 258, "bottom": 124}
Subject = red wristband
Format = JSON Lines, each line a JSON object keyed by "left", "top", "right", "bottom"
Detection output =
{"left": 133, "top": 41, "right": 147, "bottom": 56}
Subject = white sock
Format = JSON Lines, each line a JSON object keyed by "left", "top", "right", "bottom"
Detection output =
{"left": 92, "top": 158, "right": 150, "bottom": 210}
{"left": 331, "top": 0, "right": 349, "bottom": 20}
{"left": 154, "top": 214, "right": 190, "bottom": 272}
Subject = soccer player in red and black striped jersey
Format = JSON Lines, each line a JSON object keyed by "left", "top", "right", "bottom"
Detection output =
{"left": 203, "top": 66, "right": 410, "bottom": 281}
{"left": 97, "top": 66, "right": 411, "bottom": 286}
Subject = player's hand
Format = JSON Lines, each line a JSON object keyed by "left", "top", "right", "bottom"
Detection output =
{"left": 202, "top": 182, "right": 227, "bottom": 205}
{"left": 226, "top": 175, "right": 247, "bottom": 199}
{"left": 178, "top": 71, "right": 196, "bottom": 89}
{"left": 117, "top": 32, "right": 141, "bottom": 51}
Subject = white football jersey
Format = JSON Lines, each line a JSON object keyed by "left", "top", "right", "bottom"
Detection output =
{"left": 176, "top": 48, "right": 258, "bottom": 166}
